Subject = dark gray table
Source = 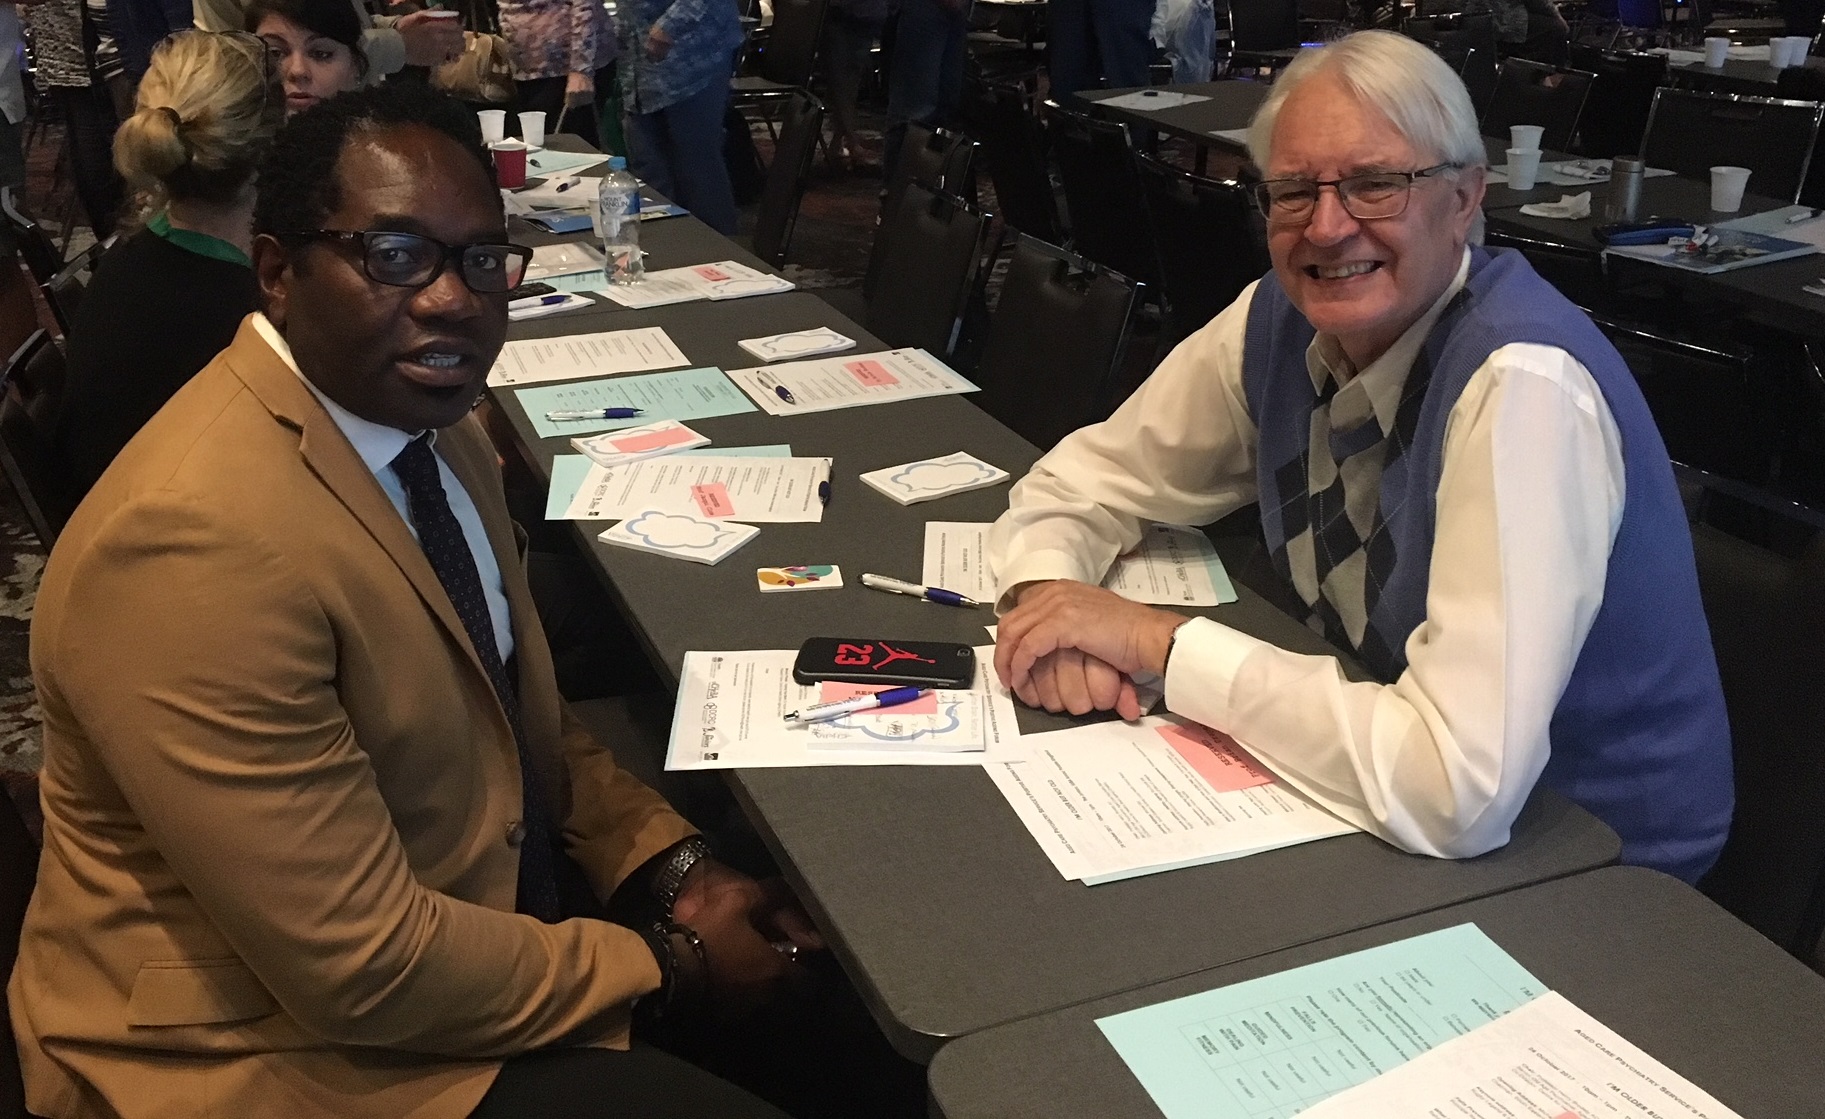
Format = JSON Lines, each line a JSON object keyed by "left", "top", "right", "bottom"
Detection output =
{"left": 1671, "top": 56, "right": 1825, "bottom": 95}
{"left": 1080, "top": 80, "right": 1270, "bottom": 156}
{"left": 928, "top": 866, "right": 1825, "bottom": 1119}
{"left": 493, "top": 156, "right": 1620, "bottom": 1065}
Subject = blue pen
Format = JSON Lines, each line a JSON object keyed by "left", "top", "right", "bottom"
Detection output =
{"left": 758, "top": 372, "right": 798, "bottom": 406}
{"left": 859, "top": 572, "right": 984, "bottom": 608}
{"left": 784, "top": 686, "right": 930, "bottom": 725}
{"left": 544, "top": 406, "right": 646, "bottom": 421}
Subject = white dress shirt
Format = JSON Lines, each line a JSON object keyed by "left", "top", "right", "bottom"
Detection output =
{"left": 989, "top": 251, "right": 1628, "bottom": 859}
{"left": 252, "top": 313, "right": 515, "bottom": 663}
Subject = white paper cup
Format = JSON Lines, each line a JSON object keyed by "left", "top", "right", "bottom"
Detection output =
{"left": 1506, "top": 147, "right": 1543, "bottom": 190}
{"left": 478, "top": 109, "right": 506, "bottom": 145}
{"left": 1786, "top": 36, "right": 1812, "bottom": 66}
{"left": 1704, "top": 36, "right": 1730, "bottom": 67}
{"left": 1509, "top": 125, "right": 1545, "bottom": 152}
{"left": 1710, "top": 165, "right": 1751, "bottom": 211}
{"left": 518, "top": 111, "right": 546, "bottom": 148}
{"left": 1769, "top": 37, "right": 1794, "bottom": 67}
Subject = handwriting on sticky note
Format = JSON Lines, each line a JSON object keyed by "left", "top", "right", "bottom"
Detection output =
{"left": 693, "top": 264, "right": 732, "bottom": 282}
{"left": 1157, "top": 724, "right": 1275, "bottom": 792}
{"left": 609, "top": 426, "right": 698, "bottom": 454}
{"left": 844, "top": 359, "right": 899, "bottom": 387}
{"left": 690, "top": 483, "right": 735, "bottom": 517}
{"left": 818, "top": 682, "right": 940, "bottom": 715}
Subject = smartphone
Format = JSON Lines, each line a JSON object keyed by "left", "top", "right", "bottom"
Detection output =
{"left": 525, "top": 212, "right": 596, "bottom": 235}
{"left": 512, "top": 281, "right": 559, "bottom": 298}
{"left": 792, "top": 638, "right": 977, "bottom": 688}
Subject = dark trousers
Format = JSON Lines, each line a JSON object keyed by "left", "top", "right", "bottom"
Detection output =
{"left": 1046, "top": 0, "right": 1155, "bottom": 101}
{"left": 515, "top": 64, "right": 617, "bottom": 146}
{"left": 470, "top": 1046, "right": 794, "bottom": 1118}
{"left": 628, "top": 78, "right": 740, "bottom": 234}
{"left": 54, "top": 83, "right": 123, "bottom": 239}
{"left": 882, "top": 0, "right": 972, "bottom": 182}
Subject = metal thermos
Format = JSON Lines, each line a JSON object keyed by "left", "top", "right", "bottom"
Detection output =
{"left": 1606, "top": 157, "right": 1645, "bottom": 223}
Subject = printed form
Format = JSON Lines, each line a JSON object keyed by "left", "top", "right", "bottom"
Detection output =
{"left": 487, "top": 327, "right": 689, "bottom": 386}
{"left": 665, "top": 647, "right": 1021, "bottom": 769}
{"left": 923, "top": 522, "right": 1237, "bottom": 607}
{"left": 1097, "top": 924, "right": 1548, "bottom": 1119}
{"left": 561, "top": 456, "right": 830, "bottom": 523}
{"left": 725, "top": 348, "right": 979, "bottom": 416}
{"left": 987, "top": 716, "right": 1355, "bottom": 884}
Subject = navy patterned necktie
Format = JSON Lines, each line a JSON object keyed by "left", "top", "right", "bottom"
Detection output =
{"left": 390, "top": 434, "right": 562, "bottom": 922}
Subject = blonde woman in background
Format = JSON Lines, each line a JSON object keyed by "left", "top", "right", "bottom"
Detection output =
{"left": 47, "top": 30, "right": 284, "bottom": 520}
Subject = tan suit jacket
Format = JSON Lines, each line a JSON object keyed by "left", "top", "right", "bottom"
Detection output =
{"left": 10, "top": 319, "right": 698, "bottom": 1118}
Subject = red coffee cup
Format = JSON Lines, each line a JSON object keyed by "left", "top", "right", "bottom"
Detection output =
{"left": 492, "top": 139, "right": 527, "bottom": 189}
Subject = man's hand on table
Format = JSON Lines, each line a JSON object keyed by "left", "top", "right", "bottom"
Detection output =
{"left": 995, "top": 580, "right": 1188, "bottom": 721}
{"left": 673, "top": 858, "right": 823, "bottom": 1018}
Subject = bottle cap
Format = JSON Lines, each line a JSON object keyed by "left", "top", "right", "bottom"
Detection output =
{"left": 608, "top": 156, "right": 627, "bottom": 171}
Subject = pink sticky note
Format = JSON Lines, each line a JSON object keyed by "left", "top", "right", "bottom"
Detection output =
{"left": 608, "top": 426, "right": 697, "bottom": 454}
{"left": 690, "top": 483, "right": 735, "bottom": 517}
{"left": 1157, "top": 724, "right": 1275, "bottom": 792}
{"left": 844, "top": 359, "right": 899, "bottom": 387}
{"left": 693, "top": 265, "right": 732, "bottom": 282}
{"left": 818, "top": 682, "right": 940, "bottom": 714}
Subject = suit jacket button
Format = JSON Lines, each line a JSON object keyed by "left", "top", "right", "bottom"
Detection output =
{"left": 505, "top": 821, "right": 526, "bottom": 847}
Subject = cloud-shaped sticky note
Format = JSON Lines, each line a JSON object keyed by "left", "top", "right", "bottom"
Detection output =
{"left": 890, "top": 459, "right": 998, "bottom": 495}
{"left": 627, "top": 511, "right": 737, "bottom": 550}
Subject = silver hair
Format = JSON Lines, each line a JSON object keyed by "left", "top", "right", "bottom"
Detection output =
{"left": 1245, "top": 31, "right": 1486, "bottom": 173}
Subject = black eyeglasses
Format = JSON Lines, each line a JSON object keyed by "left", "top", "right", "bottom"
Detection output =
{"left": 1252, "top": 164, "right": 1463, "bottom": 225}
{"left": 282, "top": 230, "right": 533, "bottom": 293}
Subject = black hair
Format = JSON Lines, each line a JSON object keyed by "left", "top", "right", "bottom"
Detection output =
{"left": 252, "top": 82, "right": 498, "bottom": 237}
{"left": 244, "top": 0, "right": 365, "bottom": 61}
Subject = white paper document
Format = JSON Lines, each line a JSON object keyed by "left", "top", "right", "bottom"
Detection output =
{"left": 725, "top": 348, "right": 979, "bottom": 416}
{"left": 523, "top": 241, "right": 607, "bottom": 282}
{"left": 487, "top": 328, "right": 690, "bottom": 387}
{"left": 598, "top": 511, "right": 758, "bottom": 565}
{"left": 1299, "top": 991, "right": 1746, "bottom": 1119}
{"left": 665, "top": 647, "right": 1022, "bottom": 769}
{"left": 596, "top": 260, "right": 794, "bottom": 308}
{"left": 1098, "top": 89, "right": 1211, "bottom": 111}
{"left": 988, "top": 717, "right": 1356, "bottom": 884}
{"left": 923, "top": 522, "right": 1237, "bottom": 607}
{"left": 561, "top": 456, "right": 830, "bottom": 523}
{"left": 860, "top": 451, "right": 1010, "bottom": 505}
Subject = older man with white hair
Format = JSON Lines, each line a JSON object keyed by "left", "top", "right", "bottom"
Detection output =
{"left": 989, "top": 30, "right": 1733, "bottom": 882}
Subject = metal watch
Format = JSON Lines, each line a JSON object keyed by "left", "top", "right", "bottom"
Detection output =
{"left": 651, "top": 836, "right": 712, "bottom": 915}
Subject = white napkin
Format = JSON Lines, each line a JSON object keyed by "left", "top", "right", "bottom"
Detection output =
{"left": 1518, "top": 192, "right": 1592, "bottom": 219}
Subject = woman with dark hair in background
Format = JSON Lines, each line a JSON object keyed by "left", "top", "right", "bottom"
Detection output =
{"left": 246, "top": 0, "right": 368, "bottom": 116}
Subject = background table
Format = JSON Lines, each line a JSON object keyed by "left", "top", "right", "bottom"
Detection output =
{"left": 1671, "top": 56, "right": 1825, "bottom": 95}
{"left": 1080, "top": 80, "right": 1269, "bottom": 157}
{"left": 927, "top": 866, "right": 1825, "bottom": 1118}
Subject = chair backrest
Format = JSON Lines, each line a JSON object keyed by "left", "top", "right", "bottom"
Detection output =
{"left": 973, "top": 235, "right": 1142, "bottom": 450}
{"left": 758, "top": 0, "right": 827, "bottom": 88}
{"left": 864, "top": 182, "right": 996, "bottom": 356}
{"left": 1777, "top": 66, "right": 1825, "bottom": 206}
{"left": 0, "top": 786, "right": 37, "bottom": 1119}
{"left": 1133, "top": 151, "right": 1268, "bottom": 344}
{"left": 868, "top": 126, "right": 979, "bottom": 300}
{"left": 1482, "top": 59, "right": 1596, "bottom": 152}
{"left": 0, "top": 329, "right": 71, "bottom": 546}
{"left": 960, "top": 75, "right": 1065, "bottom": 242}
{"left": 42, "top": 237, "right": 108, "bottom": 337}
{"left": 1615, "top": 0, "right": 1660, "bottom": 29}
{"left": 1680, "top": 467, "right": 1825, "bottom": 962}
{"left": 0, "top": 193, "right": 59, "bottom": 289}
{"left": 1230, "top": 0, "right": 1300, "bottom": 53}
{"left": 1458, "top": 45, "right": 1500, "bottom": 120}
{"left": 1044, "top": 100, "right": 1159, "bottom": 287}
{"left": 1641, "top": 88, "right": 1825, "bottom": 204}
{"left": 750, "top": 92, "right": 825, "bottom": 267}
{"left": 1567, "top": 46, "right": 1668, "bottom": 158}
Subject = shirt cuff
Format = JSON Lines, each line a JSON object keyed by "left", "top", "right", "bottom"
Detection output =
{"left": 1162, "top": 616, "right": 1268, "bottom": 728}
{"left": 992, "top": 549, "right": 1100, "bottom": 615}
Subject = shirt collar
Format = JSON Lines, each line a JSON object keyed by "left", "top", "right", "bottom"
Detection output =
{"left": 251, "top": 312, "right": 429, "bottom": 477}
{"left": 1303, "top": 247, "right": 1472, "bottom": 434}
{"left": 147, "top": 210, "right": 252, "bottom": 268}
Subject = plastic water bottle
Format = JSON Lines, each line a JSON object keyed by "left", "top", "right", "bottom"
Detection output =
{"left": 597, "top": 156, "right": 643, "bottom": 284}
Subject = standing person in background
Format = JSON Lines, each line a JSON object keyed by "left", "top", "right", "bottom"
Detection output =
{"left": 615, "top": 0, "right": 740, "bottom": 234}
{"left": 197, "top": 0, "right": 465, "bottom": 77}
{"left": 0, "top": 2, "right": 27, "bottom": 205}
{"left": 881, "top": 0, "right": 968, "bottom": 182}
{"left": 107, "top": 0, "right": 193, "bottom": 84}
{"left": 247, "top": 0, "right": 367, "bottom": 115}
{"left": 500, "top": 0, "right": 616, "bottom": 143}
{"left": 49, "top": 29, "right": 282, "bottom": 516}
{"left": 1046, "top": 0, "right": 1153, "bottom": 100}
{"left": 820, "top": 0, "right": 887, "bottom": 172}
{"left": 23, "top": 0, "right": 126, "bottom": 238}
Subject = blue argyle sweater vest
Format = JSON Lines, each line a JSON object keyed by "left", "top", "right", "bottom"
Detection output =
{"left": 1241, "top": 247, "right": 1733, "bottom": 882}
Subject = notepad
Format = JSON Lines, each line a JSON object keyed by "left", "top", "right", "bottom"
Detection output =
{"left": 598, "top": 511, "right": 758, "bottom": 565}
{"left": 859, "top": 452, "right": 1009, "bottom": 505}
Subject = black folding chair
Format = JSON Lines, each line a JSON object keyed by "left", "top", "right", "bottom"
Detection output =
{"left": 41, "top": 237, "right": 109, "bottom": 337}
{"left": 1044, "top": 99, "right": 1160, "bottom": 289}
{"left": 864, "top": 182, "right": 997, "bottom": 357}
{"left": 1228, "top": 0, "right": 1301, "bottom": 73}
{"left": 1458, "top": 44, "right": 1500, "bottom": 119}
{"left": 0, "top": 328, "right": 71, "bottom": 546}
{"left": 959, "top": 75, "right": 1064, "bottom": 242}
{"left": 1640, "top": 88, "right": 1824, "bottom": 203}
{"left": 866, "top": 125, "right": 978, "bottom": 301}
{"left": 1134, "top": 151, "right": 1267, "bottom": 345}
{"left": 1481, "top": 58, "right": 1596, "bottom": 153}
{"left": 731, "top": 0, "right": 828, "bottom": 136}
{"left": 1680, "top": 465, "right": 1825, "bottom": 966}
{"left": 0, "top": 192, "right": 60, "bottom": 289}
{"left": 748, "top": 92, "right": 824, "bottom": 267}
{"left": 1566, "top": 46, "right": 1667, "bottom": 159}
{"left": 972, "top": 235, "right": 1143, "bottom": 450}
